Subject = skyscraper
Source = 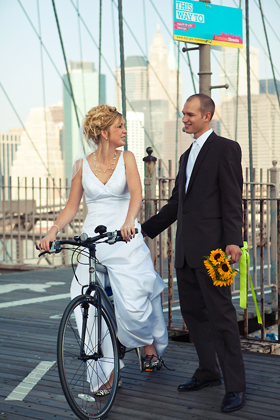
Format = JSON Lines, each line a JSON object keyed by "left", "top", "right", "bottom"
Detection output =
{"left": 149, "top": 26, "right": 182, "bottom": 121}
{"left": 115, "top": 56, "right": 148, "bottom": 111}
{"left": 0, "top": 128, "right": 22, "bottom": 179}
{"left": 220, "top": 94, "right": 280, "bottom": 173}
{"left": 259, "top": 79, "right": 280, "bottom": 95}
{"left": 63, "top": 60, "right": 106, "bottom": 180}
{"left": 219, "top": 45, "right": 259, "bottom": 105}
{"left": 163, "top": 120, "right": 192, "bottom": 176}
{"left": 114, "top": 26, "right": 182, "bottom": 164}
{"left": 219, "top": 45, "right": 260, "bottom": 147}
{"left": 126, "top": 111, "right": 145, "bottom": 186}
{"left": 10, "top": 107, "right": 64, "bottom": 203}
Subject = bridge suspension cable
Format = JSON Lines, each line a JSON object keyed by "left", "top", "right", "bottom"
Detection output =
{"left": 69, "top": 0, "right": 167, "bottom": 168}
{"left": 17, "top": 0, "right": 84, "bottom": 121}
{"left": 52, "top": 0, "right": 80, "bottom": 130}
{"left": 99, "top": 0, "right": 102, "bottom": 105}
{"left": 76, "top": 0, "right": 87, "bottom": 113}
{"left": 148, "top": 0, "right": 197, "bottom": 93}
{"left": 143, "top": 0, "right": 154, "bottom": 152}
{"left": 37, "top": 0, "right": 49, "bottom": 169}
{"left": 258, "top": 0, "right": 280, "bottom": 110}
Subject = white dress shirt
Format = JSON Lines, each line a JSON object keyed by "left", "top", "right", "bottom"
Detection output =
{"left": 185, "top": 128, "right": 213, "bottom": 193}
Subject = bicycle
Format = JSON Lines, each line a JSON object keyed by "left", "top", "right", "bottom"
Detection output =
{"left": 37, "top": 224, "right": 166, "bottom": 420}
{"left": 37, "top": 225, "right": 134, "bottom": 419}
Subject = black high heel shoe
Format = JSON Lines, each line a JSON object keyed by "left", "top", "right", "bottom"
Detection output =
{"left": 142, "top": 354, "right": 163, "bottom": 371}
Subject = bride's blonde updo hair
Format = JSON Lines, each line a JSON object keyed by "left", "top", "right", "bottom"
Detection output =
{"left": 83, "top": 104, "right": 122, "bottom": 145}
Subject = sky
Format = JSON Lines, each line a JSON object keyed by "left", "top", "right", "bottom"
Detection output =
{"left": 1, "top": 0, "right": 280, "bottom": 133}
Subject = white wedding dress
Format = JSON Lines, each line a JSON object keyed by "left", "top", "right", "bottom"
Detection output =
{"left": 70, "top": 151, "right": 168, "bottom": 391}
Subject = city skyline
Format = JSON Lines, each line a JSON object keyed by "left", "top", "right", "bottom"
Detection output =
{"left": 1, "top": 1, "right": 280, "bottom": 133}
{"left": 1, "top": 1, "right": 280, "bottom": 179}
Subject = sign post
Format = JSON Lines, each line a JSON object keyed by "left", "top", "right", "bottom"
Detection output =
{"left": 174, "top": 0, "right": 243, "bottom": 96}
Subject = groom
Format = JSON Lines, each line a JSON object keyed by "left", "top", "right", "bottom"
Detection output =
{"left": 142, "top": 94, "right": 246, "bottom": 413}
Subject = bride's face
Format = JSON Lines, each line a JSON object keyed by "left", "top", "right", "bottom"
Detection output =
{"left": 108, "top": 118, "right": 127, "bottom": 148}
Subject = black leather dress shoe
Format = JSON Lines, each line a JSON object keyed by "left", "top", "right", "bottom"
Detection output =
{"left": 221, "top": 392, "right": 245, "bottom": 412}
{"left": 178, "top": 377, "right": 222, "bottom": 392}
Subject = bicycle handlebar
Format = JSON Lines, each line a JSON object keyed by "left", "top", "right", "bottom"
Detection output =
{"left": 36, "top": 227, "right": 139, "bottom": 257}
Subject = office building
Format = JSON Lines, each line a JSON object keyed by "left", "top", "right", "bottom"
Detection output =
{"left": 129, "top": 99, "right": 169, "bottom": 159}
{"left": 115, "top": 56, "right": 148, "bottom": 111}
{"left": 10, "top": 107, "right": 64, "bottom": 203}
{"left": 63, "top": 60, "right": 106, "bottom": 180}
{"left": 220, "top": 94, "right": 280, "bottom": 173}
{"left": 114, "top": 26, "right": 182, "bottom": 162}
{"left": 0, "top": 128, "right": 22, "bottom": 180}
{"left": 219, "top": 45, "right": 259, "bottom": 105}
{"left": 149, "top": 27, "right": 182, "bottom": 120}
{"left": 126, "top": 111, "right": 145, "bottom": 186}
{"left": 259, "top": 78, "right": 280, "bottom": 95}
{"left": 163, "top": 120, "right": 192, "bottom": 176}
{"left": 49, "top": 101, "right": 64, "bottom": 158}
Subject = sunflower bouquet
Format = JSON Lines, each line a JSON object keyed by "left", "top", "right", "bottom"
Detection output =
{"left": 204, "top": 248, "right": 237, "bottom": 287}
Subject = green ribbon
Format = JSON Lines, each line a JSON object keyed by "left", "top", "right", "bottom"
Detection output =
{"left": 240, "top": 241, "right": 262, "bottom": 325}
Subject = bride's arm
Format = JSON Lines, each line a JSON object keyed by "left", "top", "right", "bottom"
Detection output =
{"left": 38, "top": 166, "right": 84, "bottom": 250}
{"left": 121, "top": 151, "right": 142, "bottom": 242}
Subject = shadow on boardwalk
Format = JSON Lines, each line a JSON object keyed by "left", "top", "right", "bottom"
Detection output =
{"left": 0, "top": 268, "right": 280, "bottom": 420}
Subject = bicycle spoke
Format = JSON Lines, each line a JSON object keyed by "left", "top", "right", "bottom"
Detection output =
{"left": 57, "top": 295, "right": 119, "bottom": 420}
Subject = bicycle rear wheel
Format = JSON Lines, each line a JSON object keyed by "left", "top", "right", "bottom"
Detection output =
{"left": 57, "top": 294, "right": 119, "bottom": 420}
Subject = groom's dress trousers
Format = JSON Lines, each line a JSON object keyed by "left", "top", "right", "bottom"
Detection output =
{"left": 142, "top": 131, "right": 246, "bottom": 392}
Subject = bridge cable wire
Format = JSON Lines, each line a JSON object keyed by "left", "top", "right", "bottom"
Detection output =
{"left": 231, "top": 0, "right": 280, "bottom": 121}
{"left": 76, "top": 0, "right": 87, "bottom": 113}
{"left": 257, "top": 0, "right": 280, "bottom": 110}
{"left": 16, "top": 0, "right": 84, "bottom": 121}
{"left": 234, "top": 0, "right": 241, "bottom": 143}
{"left": 111, "top": 0, "right": 178, "bottom": 114}
{"left": 98, "top": 0, "right": 102, "bottom": 105}
{"left": 233, "top": 0, "right": 280, "bottom": 83}
{"left": 149, "top": 0, "right": 233, "bottom": 159}
{"left": 149, "top": 0, "right": 197, "bottom": 93}
{"left": 51, "top": 0, "right": 82, "bottom": 139}
{"left": 0, "top": 82, "right": 60, "bottom": 188}
{"left": 37, "top": 0, "right": 49, "bottom": 170}
{"left": 175, "top": 42, "right": 180, "bottom": 174}
{"left": 117, "top": 0, "right": 127, "bottom": 151}
{"left": 212, "top": 52, "right": 280, "bottom": 164}
{"left": 69, "top": 0, "right": 167, "bottom": 169}
{"left": 111, "top": 0, "right": 119, "bottom": 105}
{"left": 143, "top": 0, "right": 154, "bottom": 151}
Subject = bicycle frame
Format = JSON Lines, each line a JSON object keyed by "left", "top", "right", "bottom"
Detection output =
{"left": 80, "top": 242, "right": 115, "bottom": 362}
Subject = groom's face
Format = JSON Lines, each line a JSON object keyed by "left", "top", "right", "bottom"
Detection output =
{"left": 182, "top": 98, "right": 210, "bottom": 139}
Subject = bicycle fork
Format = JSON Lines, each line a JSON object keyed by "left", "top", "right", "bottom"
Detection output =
{"left": 79, "top": 245, "right": 104, "bottom": 362}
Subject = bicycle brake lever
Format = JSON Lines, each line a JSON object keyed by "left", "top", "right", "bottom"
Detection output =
{"left": 107, "top": 231, "right": 118, "bottom": 244}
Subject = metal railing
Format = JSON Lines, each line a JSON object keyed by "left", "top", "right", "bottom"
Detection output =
{"left": 1, "top": 157, "right": 280, "bottom": 345}
{"left": 142, "top": 155, "right": 280, "bottom": 344}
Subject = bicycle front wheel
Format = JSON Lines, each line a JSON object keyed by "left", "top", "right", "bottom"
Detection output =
{"left": 57, "top": 294, "right": 119, "bottom": 420}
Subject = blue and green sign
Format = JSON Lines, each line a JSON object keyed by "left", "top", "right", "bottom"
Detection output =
{"left": 174, "top": 1, "right": 243, "bottom": 48}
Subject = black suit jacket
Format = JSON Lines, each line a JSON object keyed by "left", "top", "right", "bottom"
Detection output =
{"left": 142, "top": 132, "right": 243, "bottom": 268}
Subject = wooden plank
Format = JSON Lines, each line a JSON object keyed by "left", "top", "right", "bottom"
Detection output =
{"left": 1, "top": 268, "right": 280, "bottom": 420}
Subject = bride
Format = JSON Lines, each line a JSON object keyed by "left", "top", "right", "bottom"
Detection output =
{"left": 38, "top": 104, "right": 168, "bottom": 394}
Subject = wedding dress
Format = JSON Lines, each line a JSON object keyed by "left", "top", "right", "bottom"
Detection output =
{"left": 70, "top": 151, "right": 168, "bottom": 391}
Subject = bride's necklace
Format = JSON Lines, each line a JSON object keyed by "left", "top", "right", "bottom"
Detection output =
{"left": 92, "top": 151, "right": 117, "bottom": 174}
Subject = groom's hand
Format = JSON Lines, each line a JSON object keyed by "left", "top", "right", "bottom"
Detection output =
{"left": 225, "top": 244, "right": 242, "bottom": 264}
{"left": 141, "top": 228, "right": 148, "bottom": 238}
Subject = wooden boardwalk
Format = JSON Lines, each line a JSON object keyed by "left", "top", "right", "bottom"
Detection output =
{"left": 0, "top": 268, "right": 280, "bottom": 420}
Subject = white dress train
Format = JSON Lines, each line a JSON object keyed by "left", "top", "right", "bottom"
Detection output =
{"left": 70, "top": 151, "right": 168, "bottom": 392}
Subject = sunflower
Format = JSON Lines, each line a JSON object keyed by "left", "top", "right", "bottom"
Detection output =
{"left": 204, "top": 260, "right": 216, "bottom": 281}
{"left": 217, "top": 259, "right": 232, "bottom": 279}
{"left": 216, "top": 259, "right": 236, "bottom": 286}
{"left": 209, "top": 249, "right": 225, "bottom": 266}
